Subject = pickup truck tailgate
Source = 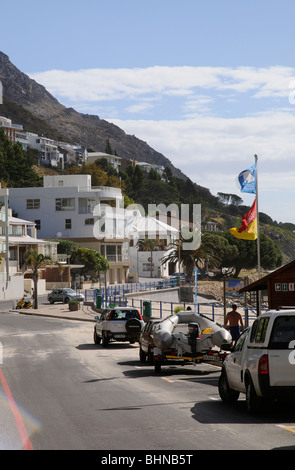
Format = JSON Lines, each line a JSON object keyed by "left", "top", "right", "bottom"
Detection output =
{"left": 268, "top": 314, "right": 295, "bottom": 387}
{"left": 269, "top": 350, "right": 295, "bottom": 386}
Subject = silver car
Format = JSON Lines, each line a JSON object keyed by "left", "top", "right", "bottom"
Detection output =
{"left": 48, "top": 288, "right": 84, "bottom": 304}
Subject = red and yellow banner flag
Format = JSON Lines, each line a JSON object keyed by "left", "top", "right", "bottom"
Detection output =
{"left": 229, "top": 198, "right": 257, "bottom": 240}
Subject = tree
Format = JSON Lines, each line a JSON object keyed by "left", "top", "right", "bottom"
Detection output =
{"left": 70, "top": 248, "right": 109, "bottom": 280}
{"left": 24, "top": 249, "right": 53, "bottom": 309}
{"left": 0, "top": 129, "right": 42, "bottom": 188}
{"left": 137, "top": 238, "right": 160, "bottom": 278}
{"left": 200, "top": 233, "right": 239, "bottom": 274}
{"left": 56, "top": 239, "right": 78, "bottom": 255}
{"left": 162, "top": 230, "right": 221, "bottom": 281}
{"left": 105, "top": 138, "right": 113, "bottom": 155}
{"left": 224, "top": 231, "right": 283, "bottom": 277}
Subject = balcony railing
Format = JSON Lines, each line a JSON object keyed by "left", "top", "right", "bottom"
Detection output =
{"left": 106, "top": 254, "right": 129, "bottom": 263}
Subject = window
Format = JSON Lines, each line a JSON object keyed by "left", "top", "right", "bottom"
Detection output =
{"left": 9, "top": 225, "right": 24, "bottom": 236}
{"left": 85, "top": 218, "right": 94, "bottom": 225}
{"left": 27, "top": 199, "right": 40, "bottom": 209}
{"left": 269, "top": 316, "right": 295, "bottom": 349}
{"left": 233, "top": 328, "right": 249, "bottom": 351}
{"left": 78, "top": 198, "right": 96, "bottom": 214}
{"left": 35, "top": 220, "right": 41, "bottom": 230}
{"left": 106, "top": 245, "right": 116, "bottom": 262}
{"left": 250, "top": 317, "right": 269, "bottom": 343}
{"left": 9, "top": 246, "right": 17, "bottom": 261}
{"left": 65, "top": 219, "right": 72, "bottom": 229}
{"left": 55, "top": 198, "right": 75, "bottom": 211}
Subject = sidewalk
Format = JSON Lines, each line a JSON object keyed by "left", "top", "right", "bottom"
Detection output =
{"left": 10, "top": 300, "right": 98, "bottom": 322}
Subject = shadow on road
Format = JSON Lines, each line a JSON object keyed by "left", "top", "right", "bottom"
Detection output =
{"left": 191, "top": 398, "right": 295, "bottom": 425}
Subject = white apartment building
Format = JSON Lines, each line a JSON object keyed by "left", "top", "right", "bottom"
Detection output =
{"left": 8, "top": 174, "right": 130, "bottom": 285}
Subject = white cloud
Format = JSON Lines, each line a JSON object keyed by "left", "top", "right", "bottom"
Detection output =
{"left": 29, "top": 65, "right": 295, "bottom": 112}
{"left": 109, "top": 111, "right": 295, "bottom": 223}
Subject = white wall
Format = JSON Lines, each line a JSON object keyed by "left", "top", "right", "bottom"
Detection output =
{"left": 0, "top": 275, "right": 24, "bottom": 301}
{"left": 43, "top": 174, "right": 91, "bottom": 188}
{"left": 129, "top": 247, "right": 168, "bottom": 278}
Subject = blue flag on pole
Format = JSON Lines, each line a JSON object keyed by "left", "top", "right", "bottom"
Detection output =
{"left": 237, "top": 163, "right": 256, "bottom": 194}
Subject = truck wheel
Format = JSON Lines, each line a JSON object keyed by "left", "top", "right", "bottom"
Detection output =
{"left": 102, "top": 332, "right": 109, "bottom": 347}
{"left": 93, "top": 329, "right": 101, "bottom": 345}
{"left": 245, "top": 378, "right": 260, "bottom": 413}
{"left": 218, "top": 369, "right": 240, "bottom": 403}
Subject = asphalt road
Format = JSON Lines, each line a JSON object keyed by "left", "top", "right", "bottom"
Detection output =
{"left": 1, "top": 312, "right": 295, "bottom": 452}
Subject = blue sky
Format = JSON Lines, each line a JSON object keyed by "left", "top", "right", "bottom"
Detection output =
{"left": 1, "top": 0, "right": 295, "bottom": 223}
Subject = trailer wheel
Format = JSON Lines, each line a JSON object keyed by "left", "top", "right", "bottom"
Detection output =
{"left": 139, "top": 347, "right": 146, "bottom": 363}
{"left": 154, "top": 361, "right": 162, "bottom": 374}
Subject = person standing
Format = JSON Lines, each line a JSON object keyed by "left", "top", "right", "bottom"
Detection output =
{"left": 224, "top": 304, "right": 244, "bottom": 344}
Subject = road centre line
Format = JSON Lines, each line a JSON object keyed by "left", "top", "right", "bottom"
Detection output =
{"left": 277, "top": 425, "right": 295, "bottom": 434}
{"left": 0, "top": 368, "right": 33, "bottom": 450}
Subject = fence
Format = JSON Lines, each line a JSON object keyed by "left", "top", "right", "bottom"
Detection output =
{"left": 84, "top": 284, "right": 265, "bottom": 327}
{"left": 87, "top": 278, "right": 190, "bottom": 298}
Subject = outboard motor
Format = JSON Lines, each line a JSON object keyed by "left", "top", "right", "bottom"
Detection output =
{"left": 188, "top": 322, "right": 199, "bottom": 356}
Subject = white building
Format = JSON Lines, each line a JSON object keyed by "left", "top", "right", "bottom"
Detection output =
{"left": 126, "top": 210, "right": 178, "bottom": 279}
{"left": 8, "top": 175, "right": 130, "bottom": 285}
{"left": 26, "top": 132, "right": 62, "bottom": 167}
{"left": 136, "top": 161, "right": 165, "bottom": 176}
{"left": 0, "top": 203, "right": 58, "bottom": 300}
{"left": 87, "top": 152, "right": 122, "bottom": 171}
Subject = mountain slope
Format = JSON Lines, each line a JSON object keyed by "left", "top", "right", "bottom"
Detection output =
{"left": 0, "top": 51, "right": 186, "bottom": 179}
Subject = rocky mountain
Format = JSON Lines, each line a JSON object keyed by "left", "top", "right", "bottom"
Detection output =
{"left": 0, "top": 51, "right": 186, "bottom": 179}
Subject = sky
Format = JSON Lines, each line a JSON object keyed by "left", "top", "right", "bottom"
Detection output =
{"left": 1, "top": 0, "right": 295, "bottom": 224}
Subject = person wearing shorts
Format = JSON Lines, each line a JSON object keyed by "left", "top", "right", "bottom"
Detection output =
{"left": 224, "top": 304, "right": 244, "bottom": 345}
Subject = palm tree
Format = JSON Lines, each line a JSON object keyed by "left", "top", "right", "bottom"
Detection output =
{"left": 162, "top": 232, "right": 221, "bottom": 281}
{"left": 137, "top": 238, "right": 160, "bottom": 278}
{"left": 24, "top": 249, "right": 53, "bottom": 309}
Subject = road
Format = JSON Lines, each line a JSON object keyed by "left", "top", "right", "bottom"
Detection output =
{"left": 1, "top": 312, "right": 295, "bottom": 451}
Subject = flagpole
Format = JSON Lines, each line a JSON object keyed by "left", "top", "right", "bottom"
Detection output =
{"left": 254, "top": 154, "right": 261, "bottom": 315}
{"left": 254, "top": 154, "right": 261, "bottom": 279}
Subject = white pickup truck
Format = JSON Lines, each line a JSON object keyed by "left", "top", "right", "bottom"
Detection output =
{"left": 219, "top": 308, "right": 295, "bottom": 412}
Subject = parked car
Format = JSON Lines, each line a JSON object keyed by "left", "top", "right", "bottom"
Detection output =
{"left": 139, "top": 320, "right": 160, "bottom": 363}
{"left": 48, "top": 288, "right": 84, "bottom": 304}
{"left": 170, "top": 272, "right": 186, "bottom": 279}
{"left": 218, "top": 308, "right": 295, "bottom": 412}
{"left": 93, "top": 307, "right": 144, "bottom": 347}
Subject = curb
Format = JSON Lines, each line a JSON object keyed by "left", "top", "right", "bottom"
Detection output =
{"left": 9, "top": 303, "right": 97, "bottom": 323}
